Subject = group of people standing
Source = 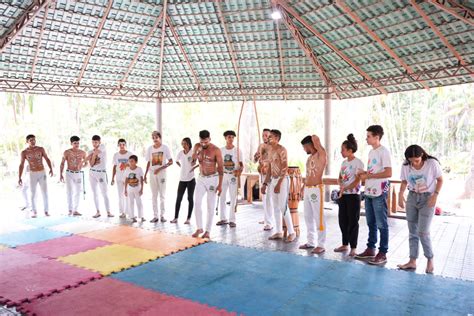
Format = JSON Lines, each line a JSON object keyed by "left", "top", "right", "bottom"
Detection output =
{"left": 18, "top": 123, "right": 443, "bottom": 273}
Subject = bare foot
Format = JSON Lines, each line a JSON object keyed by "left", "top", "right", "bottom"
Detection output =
{"left": 44, "top": 212, "right": 50, "bottom": 217}
{"left": 192, "top": 229, "right": 203, "bottom": 238}
{"left": 312, "top": 247, "right": 325, "bottom": 254}
{"left": 201, "top": 231, "right": 210, "bottom": 239}
{"left": 349, "top": 248, "right": 357, "bottom": 257}
{"left": 299, "top": 243, "right": 314, "bottom": 250}
{"left": 258, "top": 221, "right": 264, "bottom": 224}
{"left": 334, "top": 245, "right": 349, "bottom": 253}
{"left": 184, "top": 219, "right": 190, "bottom": 224}
{"left": 93, "top": 212, "right": 101, "bottom": 218}
{"left": 73, "top": 211, "right": 82, "bottom": 216}
{"left": 107, "top": 212, "right": 114, "bottom": 217}
{"left": 263, "top": 225, "right": 273, "bottom": 231}
{"left": 426, "top": 259, "right": 434, "bottom": 274}
{"left": 397, "top": 262, "right": 417, "bottom": 270}
{"left": 170, "top": 218, "right": 178, "bottom": 223}
{"left": 285, "top": 233, "right": 296, "bottom": 243}
{"left": 269, "top": 233, "right": 283, "bottom": 240}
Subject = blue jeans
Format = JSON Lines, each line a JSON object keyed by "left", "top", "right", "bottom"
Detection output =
{"left": 365, "top": 192, "right": 389, "bottom": 253}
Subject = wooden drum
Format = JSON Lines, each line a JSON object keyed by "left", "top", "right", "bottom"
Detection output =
{"left": 283, "top": 166, "right": 302, "bottom": 237}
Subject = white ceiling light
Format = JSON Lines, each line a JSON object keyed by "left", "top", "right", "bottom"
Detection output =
{"left": 271, "top": 10, "right": 282, "bottom": 20}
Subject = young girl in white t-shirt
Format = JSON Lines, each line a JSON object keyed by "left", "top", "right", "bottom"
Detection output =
{"left": 397, "top": 145, "right": 443, "bottom": 274}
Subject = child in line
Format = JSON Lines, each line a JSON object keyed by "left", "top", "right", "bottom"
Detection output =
{"left": 124, "top": 155, "right": 145, "bottom": 223}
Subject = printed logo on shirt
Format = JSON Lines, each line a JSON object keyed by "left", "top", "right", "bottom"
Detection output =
{"left": 118, "top": 158, "right": 129, "bottom": 171}
{"left": 408, "top": 174, "right": 428, "bottom": 193}
{"left": 187, "top": 156, "right": 193, "bottom": 162}
{"left": 127, "top": 173, "right": 139, "bottom": 187}
{"left": 223, "top": 154, "right": 235, "bottom": 171}
{"left": 231, "top": 177, "right": 237, "bottom": 184}
{"left": 152, "top": 152, "right": 164, "bottom": 166}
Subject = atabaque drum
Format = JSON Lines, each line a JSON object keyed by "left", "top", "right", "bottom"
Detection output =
{"left": 283, "top": 166, "right": 302, "bottom": 236}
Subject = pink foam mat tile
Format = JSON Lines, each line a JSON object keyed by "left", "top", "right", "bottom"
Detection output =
{"left": 0, "top": 259, "right": 101, "bottom": 307}
{"left": 18, "top": 278, "right": 235, "bottom": 316}
{"left": 17, "top": 235, "right": 111, "bottom": 259}
{"left": 0, "top": 248, "right": 48, "bottom": 272}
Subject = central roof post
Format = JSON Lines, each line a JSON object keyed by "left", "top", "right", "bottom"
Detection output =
{"left": 324, "top": 92, "right": 332, "bottom": 202}
{"left": 156, "top": 97, "right": 162, "bottom": 135}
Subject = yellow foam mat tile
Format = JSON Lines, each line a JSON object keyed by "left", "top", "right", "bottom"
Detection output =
{"left": 59, "top": 244, "right": 162, "bottom": 276}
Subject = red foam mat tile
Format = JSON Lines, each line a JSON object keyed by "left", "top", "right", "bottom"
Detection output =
{"left": 0, "top": 248, "right": 48, "bottom": 273}
{"left": 0, "top": 260, "right": 101, "bottom": 307}
{"left": 19, "top": 278, "right": 235, "bottom": 316}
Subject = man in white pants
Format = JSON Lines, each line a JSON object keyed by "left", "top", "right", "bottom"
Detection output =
{"left": 144, "top": 131, "right": 173, "bottom": 223}
{"left": 261, "top": 130, "right": 296, "bottom": 242}
{"left": 192, "top": 130, "right": 223, "bottom": 239}
{"left": 254, "top": 128, "right": 274, "bottom": 230}
{"left": 216, "top": 130, "right": 243, "bottom": 228}
{"left": 111, "top": 138, "right": 133, "bottom": 218}
{"left": 18, "top": 134, "right": 54, "bottom": 218}
{"left": 87, "top": 135, "right": 113, "bottom": 218}
{"left": 299, "top": 135, "right": 327, "bottom": 254}
{"left": 20, "top": 164, "right": 30, "bottom": 211}
{"left": 60, "top": 136, "right": 87, "bottom": 216}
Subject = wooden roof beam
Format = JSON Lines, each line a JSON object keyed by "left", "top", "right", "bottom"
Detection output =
{"left": 157, "top": 0, "right": 168, "bottom": 92}
{"left": 166, "top": 15, "right": 207, "bottom": 99}
{"left": 273, "top": 0, "right": 387, "bottom": 95}
{"left": 0, "top": 0, "right": 52, "bottom": 54}
{"left": 30, "top": 2, "right": 52, "bottom": 81}
{"left": 335, "top": 0, "right": 430, "bottom": 90}
{"left": 118, "top": 11, "right": 164, "bottom": 88}
{"left": 410, "top": 0, "right": 466, "bottom": 66}
{"left": 77, "top": 0, "right": 113, "bottom": 85}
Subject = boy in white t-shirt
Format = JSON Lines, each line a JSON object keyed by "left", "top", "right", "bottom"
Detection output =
{"left": 216, "top": 130, "right": 243, "bottom": 228}
{"left": 124, "top": 155, "right": 145, "bottom": 223}
{"left": 144, "top": 131, "right": 173, "bottom": 223}
{"left": 356, "top": 125, "right": 392, "bottom": 265}
{"left": 111, "top": 139, "right": 133, "bottom": 218}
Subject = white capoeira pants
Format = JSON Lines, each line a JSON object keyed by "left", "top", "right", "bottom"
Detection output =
{"left": 150, "top": 172, "right": 167, "bottom": 217}
{"left": 66, "top": 170, "right": 83, "bottom": 211}
{"left": 269, "top": 177, "right": 294, "bottom": 235}
{"left": 304, "top": 185, "right": 326, "bottom": 247}
{"left": 22, "top": 172, "right": 30, "bottom": 208}
{"left": 261, "top": 174, "right": 275, "bottom": 227}
{"left": 30, "top": 170, "right": 48, "bottom": 212}
{"left": 89, "top": 170, "right": 110, "bottom": 212}
{"left": 194, "top": 174, "right": 218, "bottom": 232}
{"left": 116, "top": 178, "right": 127, "bottom": 215}
{"left": 219, "top": 173, "right": 237, "bottom": 222}
{"left": 128, "top": 187, "right": 143, "bottom": 218}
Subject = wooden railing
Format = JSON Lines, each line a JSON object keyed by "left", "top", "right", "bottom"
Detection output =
{"left": 241, "top": 173, "right": 405, "bottom": 218}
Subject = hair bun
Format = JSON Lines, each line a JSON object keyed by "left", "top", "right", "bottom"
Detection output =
{"left": 347, "top": 134, "right": 355, "bottom": 142}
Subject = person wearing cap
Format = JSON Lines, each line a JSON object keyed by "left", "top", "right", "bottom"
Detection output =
{"left": 216, "top": 130, "right": 243, "bottom": 228}
{"left": 144, "top": 131, "right": 173, "bottom": 223}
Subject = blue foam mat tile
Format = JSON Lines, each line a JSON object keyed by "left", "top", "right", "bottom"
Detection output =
{"left": 0, "top": 228, "right": 71, "bottom": 247}
{"left": 22, "top": 216, "right": 81, "bottom": 228}
{"left": 275, "top": 283, "right": 405, "bottom": 316}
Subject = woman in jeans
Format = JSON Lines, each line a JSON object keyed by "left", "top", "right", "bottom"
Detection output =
{"left": 171, "top": 138, "right": 196, "bottom": 224}
{"left": 334, "top": 134, "right": 364, "bottom": 257}
{"left": 398, "top": 145, "right": 443, "bottom": 273}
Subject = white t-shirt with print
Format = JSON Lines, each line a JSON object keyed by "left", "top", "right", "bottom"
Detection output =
{"left": 176, "top": 150, "right": 195, "bottom": 182}
{"left": 365, "top": 145, "right": 392, "bottom": 197}
{"left": 113, "top": 151, "right": 133, "bottom": 181}
{"left": 146, "top": 144, "right": 172, "bottom": 174}
{"left": 401, "top": 159, "right": 442, "bottom": 194}
{"left": 88, "top": 145, "right": 107, "bottom": 170}
{"left": 221, "top": 146, "right": 243, "bottom": 173}
{"left": 340, "top": 157, "right": 364, "bottom": 195}
{"left": 124, "top": 167, "right": 144, "bottom": 191}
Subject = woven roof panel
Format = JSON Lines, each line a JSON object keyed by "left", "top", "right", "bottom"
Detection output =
{"left": 0, "top": 0, "right": 472, "bottom": 101}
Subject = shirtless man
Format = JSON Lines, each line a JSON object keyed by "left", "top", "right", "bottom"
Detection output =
{"left": 87, "top": 135, "right": 112, "bottom": 218}
{"left": 191, "top": 130, "right": 223, "bottom": 239}
{"left": 298, "top": 135, "right": 328, "bottom": 254}
{"left": 261, "top": 130, "right": 296, "bottom": 242}
{"left": 60, "top": 136, "right": 88, "bottom": 216}
{"left": 18, "top": 134, "right": 53, "bottom": 218}
{"left": 254, "top": 128, "right": 274, "bottom": 230}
